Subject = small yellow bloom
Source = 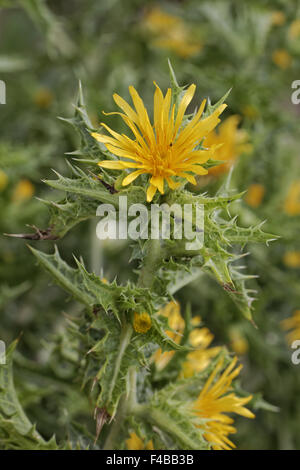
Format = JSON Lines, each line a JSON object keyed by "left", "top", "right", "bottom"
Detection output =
{"left": 92, "top": 83, "right": 226, "bottom": 202}
{"left": 12, "top": 179, "right": 35, "bottom": 202}
{"left": 283, "top": 251, "right": 300, "bottom": 268}
{"left": 34, "top": 88, "right": 54, "bottom": 109}
{"left": 284, "top": 181, "right": 300, "bottom": 215}
{"left": 245, "top": 183, "right": 265, "bottom": 208}
{"left": 144, "top": 7, "right": 202, "bottom": 58}
{"left": 133, "top": 311, "right": 152, "bottom": 334}
{"left": 271, "top": 11, "right": 286, "bottom": 27}
{"left": 281, "top": 310, "right": 300, "bottom": 345}
{"left": 229, "top": 328, "right": 248, "bottom": 355}
{"left": 289, "top": 19, "right": 300, "bottom": 39}
{"left": 193, "top": 357, "right": 254, "bottom": 450}
{"left": 182, "top": 327, "right": 221, "bottom": 378}
{"left": 0, "top": 170, "right": 8, "bottom": 191}
{"left": 204, "top": 115, "right": 251, "bottom": 176}
{"left": 272, "top": 49, "right": 292, "bottom": 69}
{"left": 126, "top": 432, "right": 154, "bottom": 450}
{"left": 153, "top": 301, "right": 184, "bottom": 370}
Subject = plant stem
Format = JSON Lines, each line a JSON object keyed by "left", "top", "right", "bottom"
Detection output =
{"left": 138, "top": 239, "right": 162, "bottom": 288}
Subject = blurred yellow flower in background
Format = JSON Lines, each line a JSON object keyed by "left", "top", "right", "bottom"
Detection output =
{"left": 126, "top": 432, "right": 154, "bottom": 450}
{"left": 193, "top": 357, "right": 254, "bottom": 450}
{"left": 284, "top": 181, "right": 300, "bottom": 215}
{"left": 281, "top": 310, "right": 300, "bottom": 345}
{"left": 93, "top": 83, "right": 226, "bottom": 201}
{"left": 229, "top": 327, "right": 249, "bottom": 355}
{"left": 271, "top": 11, "right": 286, "bottom": 27}
{"left": 144, "top": 7, "right": 202, "bottom": 58}
{"left": 154, "top": 302, "right": 220, "bottom": 375}
{"left": 245, "top": 183, "right": 265, "bottom": 208}
{"left": 272, "top": 49, "right": 292, "bottom": 69}
{"left": 289, "top": 19, "right": 300, "bottom": 39}
{"left": 33, "top": 88, "right": 54, "bottom": 109}
{"left": 133, "top": 311, "right": 152, "bottom": 333}
{"left": 205, "top": 115, "right": 252, "bottom": 176}
{"left": 283, "top": 251, "right": 300, "bottom": 268}
{"left": 153, "top": 301, "right": 184, "bottom": 370}
{"left": 0, "top": 170, "right": 8, "bottom": 191}
{"left": 12, "top": 179, "right": 35, "bottom": 202}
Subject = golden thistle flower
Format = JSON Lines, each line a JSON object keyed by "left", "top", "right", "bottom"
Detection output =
{"left": 133, "top": 311, "right": 152, "bottom": 334}
{"left": 92, "top": 84, "right": 226, "bottom": 202}
{"left": 284, "top": 181, "right": 300, "bottom": 215}
{"left": 204, "top": 115, "right": 251, "bottom": 176}
{"left": 153, "top": 301, "right": 185, "bottom": 370}
{"left": 281, "top": 310, "right": 300, "bottom": 345}
{"left": 193, "top": 357, "right": 254, "bottom": 450}
{"left": 271, "top": 11, "right": 286, "bottom": 27}
{"left": 283, "top": 251, "right": 300, "bottom": 268}
{"left": 245, "top": 183, "right": 265, "bottom": 208}
{"left": 153, "top": 302, "right": 219, "bottom": 374}
{"left": 144, "top": 7, "right": 203, "bottom": 58}
{"left": 12, "top": 179, "right": 35, "bottom": 202}
{"left": 0, "top": 170, "right": 8, "bottom": 191}
{"left": 182, "top": 326, "right": 221, "bottom": 378}
{"left": 289, "top": 19, "right": 300, "bottom": 39}
{"left": 126, "top": 432, "right": 154, "bottom": 450}
{"left": 272, "top": 49, "right": 292, "bottom": 69}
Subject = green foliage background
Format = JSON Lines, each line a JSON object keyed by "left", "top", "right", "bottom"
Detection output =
{"left": 0, "top": 0, "right": 300, "bottom": 450}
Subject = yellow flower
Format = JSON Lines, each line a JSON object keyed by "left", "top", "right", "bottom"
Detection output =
{"left": 271, "top": 11, "right": 286, "bottom": 27}
{"left": 12, "top": 179, "right": 35, "bottom": 202}
{"left": 182, "top": 327, "right": 221, "bottom": 378}
{"left": 245, "top": 183, "right": 265, "bottom": 208}
{"left": 193, "top": 357, "right": 254, "bottom": 450}
{"left": 92, "top": 83, "right": 226, "bottom": 202}
{"left": 133, "top": 311, "right": 152, "bottom": 334}
{"left": 281, "top": 310, "right": 300, "bottom": 345}
{"left": 153, "top": 301, "right": 185, "bottom": 370}
{"left": 289, "top": 19, "right": 300, "bottom": 39}
{"left": 144, "top": 7, "right": 202, "bottom": 58}
{"left": 153, "top": 302, "right": 219, "bottom": 374}
{"left": 34, "top": 88, "right": 54, "bottom": 109}
{"left": 284, "top": 181, "right": 300, "bottom": 215}
{"left": 0, "top": 170, "right": 8, "bottom": 191}
{"left": 283, "top": 251, "right": 300, "bottom": 268}
{"left": 126, "top": 432, "right": 154, "bottom": 450}
{"left": 204, "top": 115, "right": 251, "bottom": 176}
{"left": 229, "top": 328, "right": 248, "bottom": 355}
{"left": 272, "top": 49, "right": 292, "bottom": 69}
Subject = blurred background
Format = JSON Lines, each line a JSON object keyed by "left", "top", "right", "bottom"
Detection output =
{"left": 0, "top": 0, "right": 300, "bottom": 449}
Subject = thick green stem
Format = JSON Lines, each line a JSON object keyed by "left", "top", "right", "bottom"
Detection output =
{"left": 138, "top": 239, "right": 162, "bottom": 288}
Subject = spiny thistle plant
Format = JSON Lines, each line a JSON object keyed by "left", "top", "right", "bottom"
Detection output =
{"left": 2, "top": 65, "right": 277, "bottom": 450}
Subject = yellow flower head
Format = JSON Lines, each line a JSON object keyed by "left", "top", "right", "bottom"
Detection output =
{"left": 289, "top": 19, "right": 300, "bottom": 39}
{"left": 272, "top": 49, "right": 292, "bottom": 69}
{"left": 271, "top": 11, "right": 286, "bottom": 27}
{"left": 281, "top": 310, "right": 300, "bottom": 345}
{"left": 92, "top": 84, "right": 227, "bottom": 202}
{"left": 133, "top": 311, "right": 152, "bottom": 334}
{"left": 284, "top": 181, "right": 300, "bottom": 215}
{"left": 182, "top": 327, "right": 221, "bottom": 378}
{"left": 144, "top": 7, "right": 202, "bottom": 58}
{"left": 193, "top": 357, "right": 254, "bottom": 450}
{"left": 12, "top": 179, "right": 35, "bottom": 202}
{"left": 153, "top": 301, "right": 185, "bottom": 370}
{"left": 204, "top": 115, "right": 251, "bottom": 176}
{"left": 283, "top": 251, "right": 300, "bottom": 268}
{"left": 126, "top": 432, "right": 154, "bottom": 450}
{"left": 0, "top": 170, "right": 8, "bottom": 191}
{"left": 245, "top": 183, "right": 265, "bottom": 208}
